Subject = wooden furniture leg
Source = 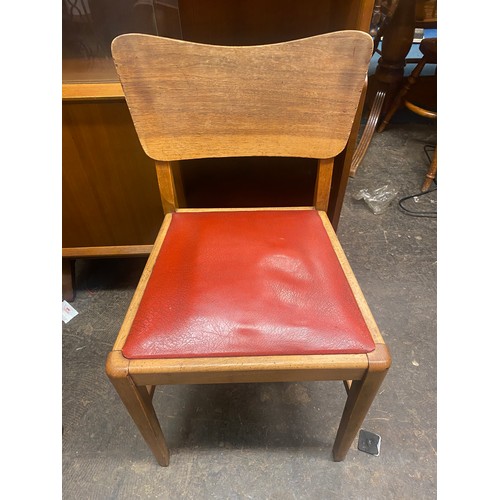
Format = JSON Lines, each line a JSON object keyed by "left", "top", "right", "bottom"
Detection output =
{"left": 421, "top": 146, "right": 437, "bottom": 191}
{"left": 350, "top": 0, "right": 416, "bottom": 176}
{"left": 332, "top": 344, "right": 390, "bottom": 461}
{"left": 62, "top": 258, "right": 76, "bottom": 302}
{"left": 106, "top": 352, "right": 170, "bottom": 466}
{"left": 350, "top": 89, "right": 386, "bottom": 176}
{"left": 373, "top": 0, "right": 417, "bottom": 114}
{"left": 378, "top": 55, "right": 427, "bottom": 132}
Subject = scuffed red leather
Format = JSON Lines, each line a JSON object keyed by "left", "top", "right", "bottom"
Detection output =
{"left": 122, "top": 210, "right": 375, "bottom": 359}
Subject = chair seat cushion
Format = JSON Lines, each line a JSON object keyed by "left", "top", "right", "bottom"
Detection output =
{"left": 122, "top": 210, "right": 375, "bottom": 359}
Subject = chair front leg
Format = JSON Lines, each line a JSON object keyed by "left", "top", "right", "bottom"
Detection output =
{"left": 106, "top": 352, "right": 169, "bottom": 466}
{"left": 332, "top": 344, "right": 391, "bottom": 461}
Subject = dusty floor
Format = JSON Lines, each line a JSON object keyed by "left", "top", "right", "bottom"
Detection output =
{"left": 62, "top": 121, "right": 437, "bottom": 499}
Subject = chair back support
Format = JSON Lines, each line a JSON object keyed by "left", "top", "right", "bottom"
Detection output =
{"left": 111, "top": 32, "right": 372, "bottom": 162}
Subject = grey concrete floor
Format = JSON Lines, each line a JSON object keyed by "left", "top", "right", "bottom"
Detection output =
{"left": 62, "top": 122, "right": 437, "bottom": 499}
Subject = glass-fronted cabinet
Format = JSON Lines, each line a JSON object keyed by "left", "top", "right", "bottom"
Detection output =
{"left": 62, "top": 0, "right": 181, "bottom": 84}
{"left": 62, "top": 0, "right": 375, "bottom": 300}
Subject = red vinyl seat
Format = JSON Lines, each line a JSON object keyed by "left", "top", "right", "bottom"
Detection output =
{"left": 123, "top": 210, "right": 375, "bottom": 360}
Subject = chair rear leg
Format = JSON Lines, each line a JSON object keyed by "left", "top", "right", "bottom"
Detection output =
{"left": 106, "top": 352, "right": 170, "bottom": 466}
{"left": 422, "top": 146, "right": 437, "bottom": 192}
{"left": 378, "top": 57, "right": 427, "bottom": 133}
{"left": 332, "top": 344, "right": 391, "bottom": 461}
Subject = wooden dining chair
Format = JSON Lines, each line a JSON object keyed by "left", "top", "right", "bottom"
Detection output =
{"left": 106, "top": 31, "right": 391, "bottom": 466}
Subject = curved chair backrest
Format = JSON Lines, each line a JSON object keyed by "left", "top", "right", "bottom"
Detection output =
{"left": 111, "top": 31, "right": 372, "bottom": 162}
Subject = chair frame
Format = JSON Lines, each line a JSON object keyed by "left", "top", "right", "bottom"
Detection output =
{"left": 106, "top": 32, "right": 391, "bottom": 466}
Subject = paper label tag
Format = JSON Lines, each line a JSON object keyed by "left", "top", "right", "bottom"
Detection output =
{"left": 62, "top": 300, "right": 78, "bottom": 324}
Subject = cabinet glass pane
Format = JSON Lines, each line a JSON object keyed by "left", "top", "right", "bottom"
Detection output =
{"left": 62, "top": 0, "right": 182, "bottom": 83}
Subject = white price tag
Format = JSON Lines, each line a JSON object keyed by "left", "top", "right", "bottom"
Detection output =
{"left": 62, "top": 300, "right": 78, "bottom": 324}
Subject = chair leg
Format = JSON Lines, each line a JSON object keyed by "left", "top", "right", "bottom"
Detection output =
{"left": 421, "top": 146, "right": 437, "bottom": 192}
{"left": 106, "top": 352, "right": 170, "bottom": 466}
{"left": 332, "top": 344, "right": 390, "bottom": 461}
{"left": 378, "top": 56, "right": 428, "bottom": 133}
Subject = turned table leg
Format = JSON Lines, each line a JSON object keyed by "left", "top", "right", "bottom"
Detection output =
{"left": 350, "top": 0, "right": 417, "bottom": 176}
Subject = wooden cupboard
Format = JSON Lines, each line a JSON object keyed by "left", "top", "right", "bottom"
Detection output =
{"left": 62, "top": 0, "right": 375, "bottom": 299}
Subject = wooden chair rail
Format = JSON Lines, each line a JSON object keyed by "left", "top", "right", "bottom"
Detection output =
{"left": 62, "top": 245, "right": 153, "bottom": 258}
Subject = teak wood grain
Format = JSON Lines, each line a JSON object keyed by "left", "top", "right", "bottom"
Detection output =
{"left": 314, "top": 158, "right": 334, "bottom": 211}
{"left": 62, "top": 101, "right": 164, "bottom": 248}
{"left": 62, "top": 83, "right": 124, "bottom": 101}
{"left": 111, "top": 31, "right": 372, "bottom": 161}
{"left": 113, "top": 214, "right": 173, "bottom": 351}
{"left": 62, "top": 245, "right": 153, "bottom": 258}
{"left": 318, "top": 211, "right": 384, "bottom": 344}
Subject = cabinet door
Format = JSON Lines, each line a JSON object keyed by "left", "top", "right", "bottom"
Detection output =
{"left": 62, "top": 100, "right": 164, "bottom": 249}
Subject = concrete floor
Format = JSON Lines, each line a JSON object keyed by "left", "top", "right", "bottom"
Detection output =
{"left": 62, "top": 121, "right": 437, "bottom": 499}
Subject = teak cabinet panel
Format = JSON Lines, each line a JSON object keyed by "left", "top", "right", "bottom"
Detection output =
{"left": 62, "top": 100, "right": 164, "bottom": 249}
